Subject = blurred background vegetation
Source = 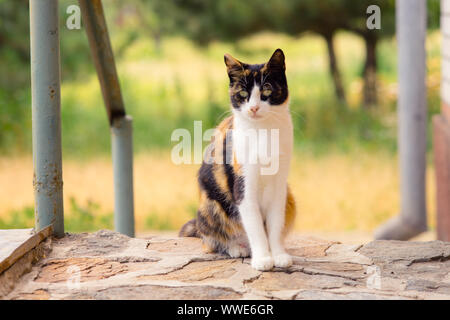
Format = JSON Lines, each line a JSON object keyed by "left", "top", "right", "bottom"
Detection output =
{"left": 0, "top": 0, "right": 442, "bottom": 237}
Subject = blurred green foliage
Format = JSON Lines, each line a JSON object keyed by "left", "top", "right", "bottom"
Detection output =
{"left": 0, "top": 0, "right": 443, "bottom": 233}
{"left": 145, "top": 212, "right": 175, "bottom": 230}
{"left": 0, "top": 198, "right": 113, "bottom": 232}
{"left": 0, "top": 198, "right": 184, "bottom": 231}
{"left": 0, "top": 0, "right": 442, "bottom": 158}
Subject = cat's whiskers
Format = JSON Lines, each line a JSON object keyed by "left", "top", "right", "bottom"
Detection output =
{"left": 288, "top": 108, "right": 302, "bottom": 119}
{"left": 266, "top": 110, "right": 285, "bottom": 123}
{"left": 215, "top": 109, "right": 233, "bottom": 123}
{"left": 266, "top": 109, "right": 303, "bottom": 137}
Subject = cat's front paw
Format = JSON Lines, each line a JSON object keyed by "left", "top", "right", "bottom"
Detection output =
{"left": 273, "top": 253, "right": 293, "bottom": 268}
{"left": 227, "top": 245, "right": 251, "bottom": 258}
{"left": 251, "top": 256, "right": 274, "bottom": 271}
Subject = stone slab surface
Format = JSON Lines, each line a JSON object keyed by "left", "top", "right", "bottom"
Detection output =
{"left": 0, "top": 229, "right": 34, "bottom": 272}
{"left": 2, "top": 230, "right": 450, "bottom": 300}
{"left": 0, "top": 227, "right": 53, "bottom": 296}
{"left": 0, "top": 227, "right": 52, "bottom": 274}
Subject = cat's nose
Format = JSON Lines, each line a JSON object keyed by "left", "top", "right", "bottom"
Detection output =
{"left": 250, "top": 106, "right": 260, "bottom": 114}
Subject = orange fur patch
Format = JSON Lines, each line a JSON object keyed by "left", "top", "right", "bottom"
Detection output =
{"left": 283, "top": 186, "right": 296, "bottom": 236}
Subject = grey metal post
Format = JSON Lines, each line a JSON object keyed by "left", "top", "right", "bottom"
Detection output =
{"left": 375, "top": 0, "right": 427, "bottom": 240}
{"left": 30, "top": 0, "right": 64, "bottom": 237}
{"left": 111, "top": 116, "right": 135, "bottom": 237}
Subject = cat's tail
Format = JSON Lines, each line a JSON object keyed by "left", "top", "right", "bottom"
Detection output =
{"left": 179, "top": 219, "right": 200, "bottom": 238}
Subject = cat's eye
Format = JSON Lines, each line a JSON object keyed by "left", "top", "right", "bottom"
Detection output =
{"left": 262, "top": 83, "right": 272, "bottom": 97}
{"left": 239, "top": 90, "right": 248, "bottom": 98}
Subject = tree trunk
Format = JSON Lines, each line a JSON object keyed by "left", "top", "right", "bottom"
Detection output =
{"left": 153, "top": 31, "right": 162, "bottom": 52}
{"left": 363, "top": 35, "right": 378, "bottom": 108}
{"left": 324, "top": 32, "right": 346, "bottom": 105}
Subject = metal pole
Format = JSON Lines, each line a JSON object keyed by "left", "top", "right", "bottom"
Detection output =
{"left": 112, "top": 116, "right": 135, "bottom": 237}
{"left": 30, "top": 0, "right": 64, "bottom": 237}
{"left": 79, "top": 0, "right": 135, "bottom": 237}
{"left": 78, "top": 0, "right": 126, "bottom": 124}
{"left": 375, "top": 0, "right": 427, "bottom": 240}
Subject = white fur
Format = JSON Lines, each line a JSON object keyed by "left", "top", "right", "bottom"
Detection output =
{"left": 231, "top": 83, "right": 293, "bottom": 271}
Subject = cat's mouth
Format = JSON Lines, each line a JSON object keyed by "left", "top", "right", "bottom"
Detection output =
{"left": 248, "top": 113, "right": 264, "bottom": 120}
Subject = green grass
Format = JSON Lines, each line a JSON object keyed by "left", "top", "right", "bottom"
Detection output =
{"left": 0, "top": 197, "right": 198, "bottom": 231}
{"left": 0, "top": 198, "right": 113, "bottom": 233}
{"left": 0, "top": 31, "right": 442, "bottom": 158}
{"left": 145, "top": 212, "right": 175, "bottom": 230}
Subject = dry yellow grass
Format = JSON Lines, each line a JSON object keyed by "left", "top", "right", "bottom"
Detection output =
{"left": 0, "top": 152, "right": 436, "bottom": 233}
{"left": 290, "top": 153, "right": 436, "bottom": 232}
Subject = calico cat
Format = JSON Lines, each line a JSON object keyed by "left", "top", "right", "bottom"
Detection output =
{"left": 179, "top": 49, "right": 296, "bottom": 271}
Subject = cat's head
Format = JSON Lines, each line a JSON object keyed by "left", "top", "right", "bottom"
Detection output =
{"left": 224, "top": 49, "right": 288, "bottom": 122}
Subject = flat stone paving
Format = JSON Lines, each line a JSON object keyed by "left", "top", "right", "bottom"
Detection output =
{"left": 2, "top": 230, "right": 450, "bottom": 300}
{"left": 0, "top": 228, "right": 52, "bottom": 268}
{"left": 0, "top": 230, "right": 35, "bottom": 269}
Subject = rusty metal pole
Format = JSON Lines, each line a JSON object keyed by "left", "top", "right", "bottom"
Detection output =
{"left": 375, "top": 0, "right": 428, "bottom": 240}
{"left": 30, "top": 0, "right": 64, "bottom": 237}
{"left": 79, "top": 0, "right": 135, "bottom": 237}
{"left": 78, "top": 0, "right": 125, "bottom": 123}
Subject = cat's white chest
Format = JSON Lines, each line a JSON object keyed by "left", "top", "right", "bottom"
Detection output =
{"left": 233, "top": 110, "right": 293, "bottom": 216}
{"left": 233, "top": 111, "right": 293, "bottom": 172}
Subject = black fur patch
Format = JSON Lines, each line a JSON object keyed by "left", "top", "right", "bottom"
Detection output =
{"left": 233, "top": 176, "right": 245, "bottom": 205}
{"left": 222, "top": 133, "right": 244, "bottom": 205}
{"left": 198, "top": 204, "right": 229, "bottom": 241}
{"left": 198, "top": 162, "right": 240, "bottom": 219}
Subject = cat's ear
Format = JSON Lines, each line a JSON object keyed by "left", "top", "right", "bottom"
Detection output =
{"left": 224, "top": 53, "right": 244, "bottom": 83}
{"left": 224, "top": 53, "right": 243, "bottom": 71}
{"left": 267, "top": 48, "right": 285, "bottom": 71}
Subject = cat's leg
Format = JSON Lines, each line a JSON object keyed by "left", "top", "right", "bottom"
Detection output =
{"left": 201, "top": 236, "right": 217, "bottom": 254}
{"left": 239, "top": 165, "right": 273, "bottom": 271}
{"left": 239, "top": 199, "right": 273, "bottom": 270}
{"left": 226, "top": 236, "right": 251, "bottom": 258}
{"left": 266, "top": 181, "right": 293, "bottom": 268}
